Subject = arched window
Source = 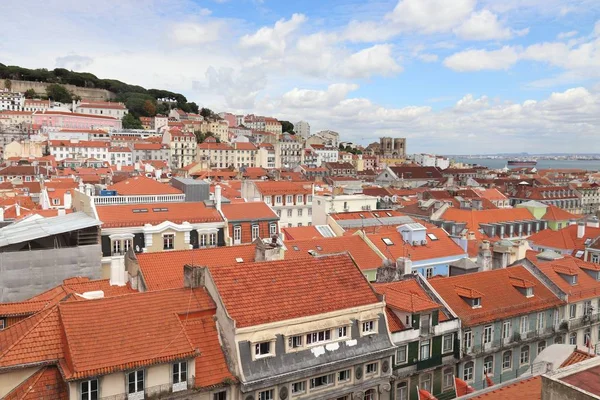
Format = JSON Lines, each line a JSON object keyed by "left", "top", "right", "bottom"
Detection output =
{"left": 555, "top": 335, "right": 563, "bottom": 344}
{"left": 483, "top": 356, "right": 494, "bottom": 374}
{"left": 463, "top": 361, "right": 474, "bottom": 381}
{"left": 538, "top": 340, "right": 546, "bottom": 355}
{"left": 520, "top": 345, "right": 530, "bottom": 365}
{"left": 502, "top": 351, "right": 512, "bottom": 370}
{"left": 364, "top": 389, "right": 376, "bottom": 400}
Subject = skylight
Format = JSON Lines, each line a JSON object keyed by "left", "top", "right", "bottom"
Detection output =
{"left": 316, "top": 245, "right": 323, "bottom": 251}
{"left": 427, "top": 233, "right": 439, "bottom": 241}
{"left": 585, "top": 238, "right": 593, "bottom": 246}
{"left": 235, "top": 257, "right": 244, "bottom": 263}
{"left": 132, "top": 208, "right": 148, "bottom": 213}
{"left": 575, "top": 250, "right": 584, "bottom": 258}
{"left": 293, "top": 246, "right": 300, "bottom": 251}
{"left": 386, "top": 212, "right": 392, "bottom": 217}
{"left": 382, "top": 238, "right": 394, "bottom": 246}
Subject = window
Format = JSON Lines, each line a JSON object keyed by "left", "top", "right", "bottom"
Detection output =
{"left": 555, "top": 335, "right": 564, "bottom": 344}
{"left": 426, "top": 268, "right": 433, "bottom": 279}
{"left": 362, "top": 320, "right": 375, "bottom": 334}
{"left": 213, "top": 392, "right": 227, "bottom": 400}
{"left": 287, "top": 209, "right": 293, "bottom": 217}
{"left": 520, "top": 315, "right": 529, "bottom": 334}
{"left": 288, "top": 335, "right": 302, "bottom": 349}
{"left": 538, "top": 340, "right": 546, "bottom": 354}
{"left": 81, "top": 379, "right": 98, "bottom": 400}
{"left": 264, "top": 196, "right": 272, "bottom": 205}
{"left": 338, "top": 326, "right": 348, "bottom": 338}
{"left": 569, "top": 304, "right": 577, "bottom": 319}
{"left": 234, "top": 226, "right": 241, "bottom": 242}
{"left": 365, "top": 362, "right": 378, "bottom": 375}
{"left": 443, "top": 368, "right": 453, "bottom": 389}
{"left": 276, "top": 210, "right": 281, "bottom": 218}
{"left": 52, "top": 198, "right": 60, "bottom": 206}
{"left": 520, "top": 346, "right": 530, "bottom": 365}
{"left": 420, "top": 373, "right": 432, "bottom": 392}
{"left": 463, "top": 361, "right": 474, "bottom": 381}
{"left": 484, "top": 356, "right": 493, "bottom": 374}
{"left": 275, "top": 196, "right": 282, "bottom": 204}
{"left": 338, "top": 369, "right": 351, "bottom": 382}
{"left": 0, "top": 319, "right": 4, "bottom": 330}
{"left": 252, "top": 225, "right": 260, "bottom": 240}
{"left": 503, "top": 351, "right": 512, "bottom": 370}
{"left": 472, "top": 297, "right": 481, "bottom": 308}
{"left": 584, "top": 300, "right": 593, "bottom": 315}
{"left": 286, "top": 195, "right": 293, "bottom": 204}
{"left": 269, "top": 223, "right": 277, "bottom": 236}
{"left": 569, "top": 332, "right": 577, "bottom": 345}
{"left": 308, "top": 208, "right": 312, "bottom": 216}
{"left": 307, "top": 195, "right": 312, "bottom": 203}
{"left": 291, "top": 381, "right": 306, "bottom": 394}
{"left": 396, "top": 382, "right": 408, "bottom": 400}
{"left": 209, "top": 233, "right": 217, "bottom": 246}
{"left": 163, "top": 234, "right": 174, "bottom": 250}
{"left": 128, "top": 370, "right": 144, "bottom": 394}
{"left": 200, "top": 234, "right": 207, "bottom": 247}
{"left": 173, "top": 361, "right": 187, "bottom": 384}
{"left": 364, "top": 389, "right": 376, "bottom": 400}
{"left": 258, "top": 389, "right": 274, "bottom": 400}
{"left": 255, "top": 341, "right": 271, "bottom": 357}
{"left": 297, "top": 209, "right": 303, "bottom": 217}
{"left": 420, "top": 340, "right": 431, "bottom": 360}
{"left": 537, "top": 312, "right": 545, "bottom": 331}
{"left": 297, "top": 195, "right": 303, "bottom": 203}
{"left": 310, "top": 373, "right": 334, "bottom": 389}
{"left": 112, "top": 240, "right": 121, "bottom": 255}
{"left": 483, "top": 325, "right": 493, "bottom": 344}
{"left": 306, "top": 329, "right": 331, "bottom": 345}
{"left": 502, "top": 321, "right": 512, "bottom": 340}
{"left": 396, "top": 345, "right": 408, "bottom": 364}
{"left": 463, "top": 330, "right": 472, "bottom": 350}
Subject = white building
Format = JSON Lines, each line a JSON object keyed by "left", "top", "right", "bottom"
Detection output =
{"left": 241, "top": 180, "right": 314, "bottom": 228}
{"left": 294, "top": 120, "right": 310, "bottom": 138}
{"left": 257, "top": 143, "right": 279, "bottom": 169}
{"left": 74, "top": 101, "right": 128, "bottom": 120}
{"left": 0, "top": 90, "right": 24, "bottom": 111}
{"left": 413, "top": 153, "right": 450, "bottom": 170}
{"left": 311, "top": 144, "right": 339, "bottom": 166}
{"left": 311, "top": 194, "right": 379, "bottom": 225}
{"left": 316, "top": 130, "right": 340, "bottom": 147}
{"left": 276, "top": 134, "right": 303, "bottom": 168}
{"left": 48, "top": 139, "right": 111, "bottom": 161}
{"left": 109, "top": 146, "right": 133, "bottom": 166}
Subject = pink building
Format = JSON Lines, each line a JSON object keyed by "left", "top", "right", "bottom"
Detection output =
{"left": 219, "top": 112, "right": 238, "bottom": 128}
{"left": 33, "top": 111, "right": 122, "bottom": 131}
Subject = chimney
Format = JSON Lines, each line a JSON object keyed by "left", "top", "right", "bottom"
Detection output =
{"left": 0, "top": 207, "right": 4, "bottom": 222}
{"left": 587, "top": 217, "right": 600, "bottom": 228}
{"left": 109, "top": 257, "right": 126, "bottom": 286}
{"left": 116, "top": 163, "right": 122, "bottom": 171}
{"left": 215, "top": 185, "right": 222, "bottom": 211}
{"left": 577, "top": 221, "right": 586, "bottom": 239}
{"left": 396, "top": 257, "right": 413, "bottom": 275}
{"left": 64, "top": 190, "right": 72, "bottom": 209}
{"left": 15, "top": 203, "right": 20, "bottom": 217}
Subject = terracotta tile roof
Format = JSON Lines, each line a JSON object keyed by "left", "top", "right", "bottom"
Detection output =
{"left": 184, "top": 312, "right": 235, "bottom": 388}
{"left": 470, "top": 376, "right": 541, "bottom": 400}
{"left": 108, "top": 176, "right": 182, "bottom": 195}
{"left": 542, "top": 205, "right": 580, "bottom": 221}
{"left": 133, "top": 142, "right": 165, "bottom": 150}
{"left": 285, "top": 235, "right": 384, "bottom": 271}
{"left": 242, "top": 167, "right": 268, "bottom": 178}
{"left": 281, "top": 226, "right": 328, "bottom": 240}
{"left": 454, "top": 285, "right": 484, "bottom": 299}
{"left": 429, "top": 266, "right": 563, "bottom": 327}
{"left": 509, "top": 276, "right": 536, "bottom": 288}
{"left": 525, "top": 252, "right": 600, "bottom": 302}
{"left": 440, "top": 208, "right": 535, "bottom": 236}
{"left": 96, "top": 201, "right": 222, "bottom": 228}
{"left": 253, "top": 181, "right": 312, "bottom": 195}
{"left": 385, "top": 307, "right": 405, "bottom": 333}
{"left": 561, "top": 349, "right": 595, "bottom": 367}
{"left": 560, "top": 364, "right": 600, "bottom": 396}
{"left": 58, "top": 288, "right": 212, "bottom": 380}
{"left": 4, "top": 365, "right": 68, "bottom": 400}
{"left": 209, "top": 254, "right": 380, "bottom": 327}
{"left": 220, "top": 201, "right": 278, "bottom": 221}
{"left": 136, "top": 245, "right": 258, "bottom": 291}
{"left": 527, "top": 225, "right": 600, "bottom": 254}
{"left": 234, "top": 142, "right": 257, "bottom": 150}
{"left": 367, "top": 227, "right": 466, "bottom": 262}
{"left": 0, "top": 300, "right": 52, "bottom": 317}
{"left": 374, "top": 280, "right": 441, "bottom": 313}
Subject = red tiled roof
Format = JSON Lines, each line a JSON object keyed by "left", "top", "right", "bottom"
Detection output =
{"left": 560, "top": 364, "right": 600, "bottom": 396}
{"left": 470, "top": 376, "right": 541, "bottom": 400}
{"left": 136, "top": 245, "right": 258, "bottom": 291}
{"left": 441, "top": 208, "right": 535, "bottom": 234}
{"left": 374, "top": 280, "right": 441, "bottom": 313}
{"left": 285, "top": 235, "right": 384, "bottom": 271}
{"left": 221, "top": 201, "right": 278, "bottom": 221}
{"left": 4, "top": 366, "right": 68, "bottom": 400}
{"left": 385, "top": 307, "right": 405, "bottom": 333}
{"left": 96, "top": 202, "right": 222, "bottom": 228}
{"left": 281, "top": 226, "right": 327, "bottom": 240}
{"left": 209, "top": 254, "right": 380, "bottom": 327}
{"left": 542, "top": 205, "right": 580, "bottom": 221}
{"left": 253, "top": 181, "right": 312, "bottom": 195}
{"left": 133, "top": 142, "right": 165, "bottom": 150}
{"left": 528, "top": 225, "right": 600, "bottom": 254}
{"left": 429, "top": 266, "right": 563, "bottom": 327}
{"left": 561, "top": 349, "right": 595, "bottom": 367}
{"left": 108, "top": 176, "right": 182, "bottom": 195}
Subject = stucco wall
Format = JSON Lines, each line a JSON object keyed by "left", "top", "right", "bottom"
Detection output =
{"left": 0, "top": 80, "right": 116, "bottom": 102}
{"left": 145, "top": 230, "right": 188, "bottom": 252}
{"left": 0, "top": 367, "right": 39, "bottom": 398}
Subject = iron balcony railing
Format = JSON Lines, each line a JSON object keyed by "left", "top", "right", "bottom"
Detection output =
{"left": 568, "top": 313, "right": 600, "bottom": 330}
{"left": 464, "top": 327, "right": 555, "bottom": 356}
{"left": 417, "top": 355, "right": 443, "bottom": 371}
{"left": 99, "top": 378, "right": 194, "bottom": 400}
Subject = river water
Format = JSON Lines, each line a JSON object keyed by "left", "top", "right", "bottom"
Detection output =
{"left": 452, "top": 158, "right": 600, "bottom": 171}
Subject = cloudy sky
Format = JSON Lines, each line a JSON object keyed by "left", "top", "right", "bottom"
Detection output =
{"left": 2, "top": 0, "right": 600, "bottom": 154}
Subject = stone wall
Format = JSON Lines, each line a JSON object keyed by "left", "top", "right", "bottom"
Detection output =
{"left": 0, "top": 79, "right": 116, "bottom": 101}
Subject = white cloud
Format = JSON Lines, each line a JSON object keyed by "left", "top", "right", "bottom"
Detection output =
{"left": 557, "top": 30, "right": 578, "bottom": 39}
{"left": 454, "top": 94, "right": 490, "bottom": 112}
{"left": 339, "top": 44, "right": 403, "bottom": 78}
{"left": 281, "top": 84, "right": 359, "bottom": 109}
{"left": 386, "top": 0, "right": 477, "bottom": 33}
{"left": 453, "top": 10, "right": 524, "bottom": 40}
{"left": 417, "top": 53, "right": 439, "bottom": 62}
{"left": 443, "top": 46, "right": 519, "bottom": 71}
{"left": 239, "top": 13, "right": 306, "bottom": 55}
{"left": 170, "top": 21, "right": 223, "bottom": 45}
{"left": 55, "top": 54, "right": 94, "bottom": 70}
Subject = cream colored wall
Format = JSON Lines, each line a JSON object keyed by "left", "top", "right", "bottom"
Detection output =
{"left": 146, "top": 230, "right": 187, "bottom": 253}
{"left": 99, "top": 372, "right": 125, "bottom": 397}
{"left": 147, "top": 363, "right": 171, "bottom": 387}
{"left": 0, "top": 367, "right": 40, "bottom": 398}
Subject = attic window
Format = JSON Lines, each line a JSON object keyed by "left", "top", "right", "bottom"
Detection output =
{"left": 525, "top": 288, "right": 534, "bottom": 298}
{"left": 386, "top": 212, "right": 392, "bottom": 217}
{"left": 359, "top": 214, "right": 365, "bottom": 219}
{"left": 575, "top": 250, "right": 584, "bottom": 258}
{"left": 373, "top": 213, "right": 380, "bottom": 218}
{"left": 585, "top": 238, "right": 593, "bottom": 246}
{"left": 427, "top": 233, "right": 439, "bottom": 241}
{"left": 382, "top": 238, "right": 394, "bottom": 246}
{"left": 293, "top": 246, "right": 300, "bottom": 251}
{"left": 152, "top": 207, "right": 168, "bottom": 212}
{"left": 235, "top": 257, "right": 244, "bottom": 263}
{"left": 472, "top": 298, "right": 481, "bottom": 308}
{"left": 570, "top": 275, "right": 578, "bottom": 285}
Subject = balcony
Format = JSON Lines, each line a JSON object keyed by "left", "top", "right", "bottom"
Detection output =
{"left": 392, "top": 328, "right": 420, "bottom": 343}
{"left": 417, "top": 355, "right": 442, "bottom": 371}
{"left": 99, "top": 379, "right": 193, "bottom": 400}
{"left": 432, "top": 319, "right": 460, "bottom": 336}
{"left": 568, "top": 313, "right": 600, "bottom": 330}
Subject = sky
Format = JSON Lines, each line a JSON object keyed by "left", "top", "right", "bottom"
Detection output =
{"left": 2, "top": 0, "right": 600, "bottom": 154}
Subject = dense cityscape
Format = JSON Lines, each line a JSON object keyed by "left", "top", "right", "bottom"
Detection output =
{"left": 2, "top": 1, "right": 600, "bottom": 400}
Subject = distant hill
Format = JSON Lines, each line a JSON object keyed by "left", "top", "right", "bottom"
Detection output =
{"left": 0, "top": 63, "right": 199, "bottom": 118}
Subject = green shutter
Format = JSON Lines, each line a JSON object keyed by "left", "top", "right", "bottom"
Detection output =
{"left": 432, "top": 336, "right": 442, "bottom": 357}
{"left": 433, "top": 368, "right": 442, "bottom": 395}
{"left": 409, "top": 376, "right": 418, "bottom": 400}
{"left": 432, "top": 311, "right": 439, "bottom": 326}
{"left": 408, "top": 341, "right": 419, "bottom": 365}
{"left": 412, "top": 313, "right": 420, "bottom": 329}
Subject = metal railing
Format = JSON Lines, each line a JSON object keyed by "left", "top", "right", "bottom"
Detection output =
{"left": 417, "top": 355, "right": 443, "bottom": 371}
{"left": 92, "top": 194, "right": 185, "bottom": 205}
{"left": 568, "top": 313, "right": 600, "bottom": 330}
{"left": 99, "top": 379, "right": 194, "bottom": 400}
{"left": 461, "top": 298, "right": 560, "bottom": 326}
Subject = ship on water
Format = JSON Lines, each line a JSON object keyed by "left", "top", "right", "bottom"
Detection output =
{"left": 507, "top": 159, "right": 537, "bottom": 167}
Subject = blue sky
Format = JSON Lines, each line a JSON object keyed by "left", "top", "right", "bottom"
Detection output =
{"left": 2, "top": 0, "right": 600, "bottom": 153}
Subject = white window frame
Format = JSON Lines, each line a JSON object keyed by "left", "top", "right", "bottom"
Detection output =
{"left": 269, "top": 223, "right": 277, "bottom": 236}
{"left": 502, "top": 320, "right": 511, "bottom": 340}
{"left": 483, "top": 355, "right": 494, "bottom": 375}
{"left": 287, "top": 209, "right": 292, "bottom": 217}
{"left": 306, "top": 329, "right": 332, "bottom": 346}
{"left": 338, "top": 326, "right": 348, "bottom": 339}
{"left": 463, "top": 362, "right": 474, "bottom": 382}
{"left": 163, "top": 233, "right": 174, "bottom": 250}
{"left": 254, "top": 341, "right": 273, "bottom": 358}
{"left": 209, "top": 233, "right": 217, "bottom": 246}
{"left": 80, "top": 379, "right": 98, "bottom": 400}
{"left": 337, "top": 369, "right": 351, "bottom": 382}
{"left": 463, "top": 330, "right": 472, "bottom": 350}
{"left": 569, "top": 332, "right": 577, "bottom": 345}
{"left": 172, "top": 362, "right": 187, "bottom": 391}
{"left": 442, "top": 334, "right": 453, "bottom": 353}
{"left": 443, "top": 368, "right": 453, "bottom": 390}
{"left": 286, "top": 195, "right": 293, "bottom": 204}
{"left": 275, "top": 196, "right": 282, "bottom": 204}
{"left": 291, "top": 381, "right": 306, "bottom": 395}
{"left": 252, "top": 225, "right": 260, "bottom": 240}
{"left": 288, "top": 335, "right": 303, "bottom": 350}
{"left": 310, "top": 373, "right": 334, "bottom": 390}
{"left": 537, "top": 312, "right": 545, "bottom": 331}
{"left": 420, "top": 340, "right": 431, "bottom": 361}
{"left": 502, "top": 350, "right": 512, "bottom": 370}
{"left": 233, "top": 226, "right": 241, "bottom": 242}
{"left": 520, "top": 346, "right": 530, "bottom": 365}
{"left": 396, "top": 382, "right": 408, "bottom": 400}
{"left": 257, "top": 389, "right": 274, "bottom": 400}
{"left": 127, "top": 369, "right": 144, "bottom": 397}
{"left": 365, "top": 362, "right": 378, "bottom": 375}
{"left": 396, "top": 345, "right": 408, "bottom": 364}
{"left": 569, "top": 304, "right": 577, "bottom": 319}
{"left": 483, "top": 325, "right": 493, "bottom": 344}
{"left": 297, "top": 194, "right": 303, "bottom": 203}
{"left": 362, "top": 320, "right": 376, "bottom": 335}
{"left": 520, "top": 315, "right": 529, "bottom": 334}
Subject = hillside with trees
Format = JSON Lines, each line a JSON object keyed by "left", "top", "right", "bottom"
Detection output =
{"left": 0, "top": 64, "right": 200, "bottom": 128}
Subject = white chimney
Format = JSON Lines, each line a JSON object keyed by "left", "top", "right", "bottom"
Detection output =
{"left": 587, "top": 217, "right": 600, "bottom": 229}
{"left": 110, "top": 257, "right": 126, "bottom": 286}
{"left": 215, "top": 185, "right": 222, "bottom": 211}
{"left": 116, "top": 163, "right": 122, "bottom": 171}
{"left": 577, "top": 222, "right": 586, "bottom": 239}
{"left": 0, "top": 207, "right": 4, "bottom": 222}
{"left": 64, "top": 190, "right": 72, "bottom": 209}
{"left": 15, "top": 203, "right": 20, "bottom": 217}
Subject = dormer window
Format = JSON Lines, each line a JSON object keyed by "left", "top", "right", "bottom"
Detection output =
{"left": 472, "top": 298, "right": 481, "bottom": 308}
{"left": 526, "top": 287, "right": 534, "bottom": 298}
{"left": 254, "top": 341, "right": 273, "bottom": 358}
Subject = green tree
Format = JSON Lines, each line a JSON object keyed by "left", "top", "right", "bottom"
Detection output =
{"left": 200, "top": 107, "right": 214, "bottom": 119}
{"left": 143, "top": 100, "right": 156, "bottom": 116}
{"left": 280, "top": 120, "right": 294, "bottom": 134}
{"left": 45, "top": 84, "right": 72, "bottom": 102}
{"left": 24, "top": 89, "right": 36, "bottom": 99}
{"left": 122, "top": 113, "right": 143, "bottom": 129}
